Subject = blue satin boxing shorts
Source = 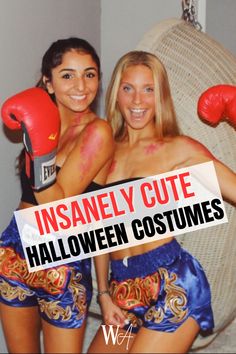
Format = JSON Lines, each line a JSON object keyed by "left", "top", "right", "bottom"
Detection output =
{"left": 0, "top": 216, "right": 92, "bottom": 328}
{"left": 109, "top": 238, "right": 214, "bottom": 333}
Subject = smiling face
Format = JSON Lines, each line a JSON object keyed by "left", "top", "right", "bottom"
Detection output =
{"left": 117, "top": 65, "right": 156, "bottom": 131}
{"left": 45, "top": 50, "right": 99, "bottom": 115}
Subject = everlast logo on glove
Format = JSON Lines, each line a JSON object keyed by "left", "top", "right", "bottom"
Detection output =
{"left": 43, "top": 163, "right": 56, "bottom": 183}
{"left": 40, "top": 154, "right": 57, "bottom": 188}
{"left": 27, "top": 151, "right": 57, "bottom": 190}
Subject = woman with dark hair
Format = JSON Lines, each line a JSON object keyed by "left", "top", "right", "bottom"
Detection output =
{"left": 0, "top": 37, "right": 113, "bottom": 353}
{"left": 88, "top": 51, "right": 236, "bottom": 353}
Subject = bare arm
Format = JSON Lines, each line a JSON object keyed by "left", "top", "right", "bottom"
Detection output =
{"left": 34, "top": 119, "right": 114, "bottom": 204}
{"left": 177, "top": 136, "right": 236, "bottom": 204}
{"left": 94, "top": 253, "right": 126, "bottom": 326}
{"left": 212, "top": 160, "right": 236, "bottom": 205}
{"left": 94, "top": 253, "right": 110, "bottom": 294}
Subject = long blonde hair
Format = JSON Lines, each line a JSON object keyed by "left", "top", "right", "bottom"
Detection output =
{"left": 106, "top": 50, "right": 180, "bottom": 140}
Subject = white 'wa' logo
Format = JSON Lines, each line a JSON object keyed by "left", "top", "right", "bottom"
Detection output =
{"left": 101, "top": 324, "right": 134, "bottom": 350}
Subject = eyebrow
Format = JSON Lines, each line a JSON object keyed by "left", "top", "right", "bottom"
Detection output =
{"left": 59, "top": 67, "right": 98, "bottom": 73}
{"left": 120, "top": 81, "right": 154, "bottom": 86}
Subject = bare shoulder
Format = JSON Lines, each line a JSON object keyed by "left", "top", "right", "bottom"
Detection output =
{"left": 72, "top": 116, "right": 114, "bottom": 144}
{"left": 69, "top": 116, "right": 114, "bottom": 160}
{"left": 90, "top": 116, "right": 112, "bottom": 132}
{"left": 173, "top": 135, "right": 211, "bottom": 154}
{"left": 81, "top": 117, "right": 115, "bottom": 159}
{"left": 171, "top": 135, "right": 215, "bottom": 168}
{"left": 85, "top": 116, "right": 113, "bottom": 140}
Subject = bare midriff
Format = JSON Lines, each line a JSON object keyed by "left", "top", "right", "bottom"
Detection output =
{"left": 110, "top": 236, "right": 174, "bottom": 260}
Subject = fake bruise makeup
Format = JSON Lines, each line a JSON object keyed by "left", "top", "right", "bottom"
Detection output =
{"left": 71, "top": 110, "right": 93, "bottom": 128}
{"left": 78, "top": 124, "right": 103, "bottom": 174}
{"left": 74, "top": 111, "right": 86, "bottom": 125}
{"left": 144, "top": 142, "right": 164, "bottom": 155}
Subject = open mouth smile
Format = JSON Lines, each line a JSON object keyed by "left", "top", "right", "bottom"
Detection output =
{"left": 70, "top": 95, "right": 87, "bottom": 101}
{"left": 130, "top": 108, "right": 147, "bottom": 118}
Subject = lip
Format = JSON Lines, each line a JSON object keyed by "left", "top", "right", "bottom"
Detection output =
{"left": 70, "top": 94, "right": 86, "bottom": 101}
{"left": 130, "top": 108, "right": 146, "bottom": 113}
{"left": 129, "top": 108, "right": 147, "bottom": 118}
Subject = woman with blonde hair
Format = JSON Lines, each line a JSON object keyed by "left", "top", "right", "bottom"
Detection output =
{"left": 88, "top": 50, "right": 236, "bottom": 353}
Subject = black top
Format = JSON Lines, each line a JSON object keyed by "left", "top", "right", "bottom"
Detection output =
{"left": 105, "top": 177, "right": 143, "bottom": 188}
{"left": 20, "top": 166, "right": 103, "bottom": 205}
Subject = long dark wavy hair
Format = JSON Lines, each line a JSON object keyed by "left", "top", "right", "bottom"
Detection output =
{"left": 17, "top": 37, "right": 101, "bottom": 174}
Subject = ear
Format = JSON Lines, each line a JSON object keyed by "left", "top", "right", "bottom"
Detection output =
{"left": 43, "top": 76, "right": 54, "bottom": 94}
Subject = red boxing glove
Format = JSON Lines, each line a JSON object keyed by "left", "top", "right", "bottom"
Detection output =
{"left": 197, "top": 84, "right": 236, "bottom": 126}
{"left": 1, "top": 87, "right": 60, "bottom": 190}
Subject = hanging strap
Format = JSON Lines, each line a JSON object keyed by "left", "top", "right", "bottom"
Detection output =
{"left": 181, "top": 0, "right": 202, "bottom": 31}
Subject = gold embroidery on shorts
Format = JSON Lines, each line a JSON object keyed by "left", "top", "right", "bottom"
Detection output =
{"left": 110, "top": 272, "right": 161, "bottom": 309}
{"left": 0, "top": 278, "right": 34, "bottom": 301}
{"left": 0, "top": 247, "right": 68, "bottom": 294}
{"left": 0, "top": 247, "right": 88, "bottom": 322}
{"left": 38, "top": 299, "right": 72, "bottom": 321}
{"left": 124, "top": 311, "right": 144, "bottom": 328}
{"left": 68, "top": 269, "right": 87, "bottom": 319}
{"left": 38, "top": 269, "right": 87, "bottom": 322}
{"left": 145, "top": 268, "right": 188, "bottom": 324}
{"left": 160, "top": 267, "right": 188, "bottom": 322}
{"left": 144, "top": 305, "right": 165, "bottom": 323}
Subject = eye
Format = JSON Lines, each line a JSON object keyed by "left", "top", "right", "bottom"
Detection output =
{"left": 62, "top": 73, "right": 73, "bottom": 80}
{"left": 144, "top": 86, "right": 154, "bottom": 93}
{"left": 85, "top": 71, "right": 97, "bottom": 79}
{"left": 122, "top": 85, "right": 132, "bottom": 92}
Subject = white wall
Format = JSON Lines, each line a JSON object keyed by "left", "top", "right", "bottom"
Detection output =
{"left": 0, "top": 0, "right": 101, "bottom": 232}
{"left": 100, "top": 0, "right": 182, "bottom": 115}
{"left": 206, "top": 0, "right": 236, "bottom": 55}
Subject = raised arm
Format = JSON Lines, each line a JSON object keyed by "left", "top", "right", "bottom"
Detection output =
{"left": 1, "top": 87, "right": 114, "bottom": 204}
{"left": 197, "top": 84, "right": 236, "bottom": 204}
{"left": 35, "top": 118, "right": 114, "bottom": 203}
{"left": 1, "top": 87, "right": 60, "bottom": 191}
{"left": 175, "top": 135, "right": 236, "bottom": 205}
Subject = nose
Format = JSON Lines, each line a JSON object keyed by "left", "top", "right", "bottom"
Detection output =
{"left": 75, "top": 77, "right": 86, "bottom": 91}
{"left": 133, "top": 90, "right": 141, "bottom": 105}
